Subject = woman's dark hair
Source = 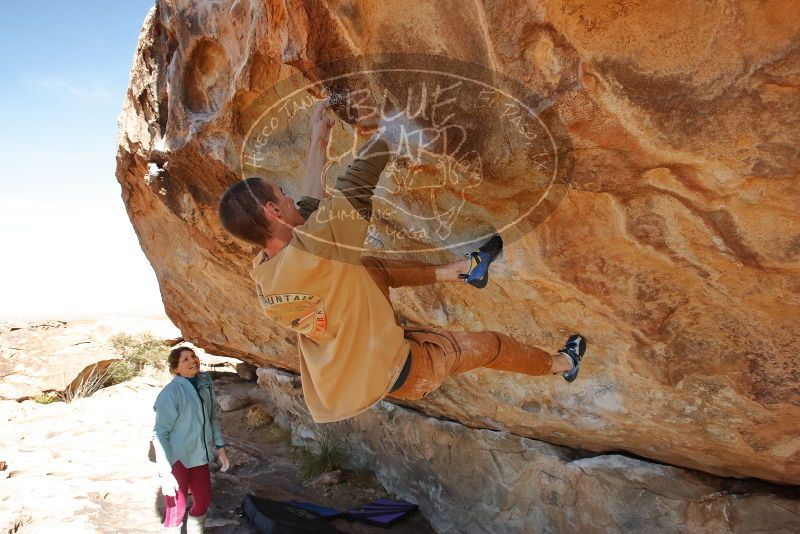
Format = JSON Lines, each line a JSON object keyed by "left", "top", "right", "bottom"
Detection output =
{"left": 168, "top": 346, "right": 195, "bottom": 373}
{"left": 218, "top": 177, "right": 279, "bottom": 246}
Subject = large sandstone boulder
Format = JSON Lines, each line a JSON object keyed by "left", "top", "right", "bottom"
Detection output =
{"left": 116, "top": 0, "right": 800, "bottom": 485}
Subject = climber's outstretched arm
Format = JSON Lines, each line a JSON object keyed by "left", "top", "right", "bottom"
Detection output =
{"left": 297, "top": 102, "right": 334, "bottom": 220}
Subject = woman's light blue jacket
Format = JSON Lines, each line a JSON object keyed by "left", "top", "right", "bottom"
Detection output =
{"left": 152, "top": 372, "right": 225, "bottom": 475}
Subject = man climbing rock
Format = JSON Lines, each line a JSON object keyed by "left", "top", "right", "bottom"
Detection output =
{"left": 218, "top": 101, "right": 587, "bottom": 423}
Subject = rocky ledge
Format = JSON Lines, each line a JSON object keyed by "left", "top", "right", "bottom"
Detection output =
{"left": 255, "top": 367, "right": 800, "bottom": 534}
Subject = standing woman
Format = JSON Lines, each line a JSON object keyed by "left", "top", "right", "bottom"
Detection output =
{"left": 152, "top": 347, "right": 230, "bottom": 533}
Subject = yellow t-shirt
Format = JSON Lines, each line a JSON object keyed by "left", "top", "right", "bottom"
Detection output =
{"left": 251, "top": 193, "right": 409, "bottom": 422}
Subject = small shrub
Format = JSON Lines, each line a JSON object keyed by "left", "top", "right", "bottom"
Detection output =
{"left": 110, "top": 332, "right": 167, "bottom": 371}
{"left": 106, "top": 360, "right": 138, "bottom": 385}
{"left": 297, "top": 436, "right": 341, "bottom": 480}
{"left": 105, "top": 331, "right": 171, "bottom": 385}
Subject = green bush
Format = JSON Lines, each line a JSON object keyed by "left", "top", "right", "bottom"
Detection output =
{"left": 106, "top": 360, "right": 139, "bottom": 385}
{"left": 110, "top": 332, "right": 167, "bottom": 371}
{"left": 102, "top": 331, "right": 171, "bottom": 386}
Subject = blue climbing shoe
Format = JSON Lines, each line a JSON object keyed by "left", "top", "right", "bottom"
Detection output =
{"left": 459, "top": 235, "right": 503, "bottom": 288}
{"left": 559, "top": 334, "right": 587, "bottom": 383}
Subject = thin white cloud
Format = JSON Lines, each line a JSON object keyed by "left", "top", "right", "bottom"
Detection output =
{"left": 25, "top": 74, "right": 111, "bottom": 100}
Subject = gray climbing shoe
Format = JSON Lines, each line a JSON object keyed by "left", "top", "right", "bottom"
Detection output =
{"left": 559, "top": 334, "right": 587, "bottom": 383}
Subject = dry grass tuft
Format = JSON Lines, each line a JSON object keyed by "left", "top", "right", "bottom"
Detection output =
{"left": 58, "top": 364, "right": 112, "bottom": 403}
{"left": 31, "top": 392, "right": 59, "bottom": 404}
{"left": 243, "top": 404, "right": 274, "bottom": 432}
{"left": 297, "top": 435, "right": 342, "bottom": 480}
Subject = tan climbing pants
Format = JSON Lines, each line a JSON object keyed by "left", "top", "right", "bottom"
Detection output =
{"left": 361, "top": 256, "right": 554, "bottom": 401}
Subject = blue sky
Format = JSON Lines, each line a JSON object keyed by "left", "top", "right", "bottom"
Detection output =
{"left": 0, "top": 1, "right": 165, "bottom": 319}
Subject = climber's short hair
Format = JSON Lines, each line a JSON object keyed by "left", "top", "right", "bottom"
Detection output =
{"left": 218, "top": 177, "right": 278, "bottom": 246}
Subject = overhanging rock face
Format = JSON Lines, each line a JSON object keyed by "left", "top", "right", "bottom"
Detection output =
{"left": 116, "top": 0, "right": 800, "bottom": 484}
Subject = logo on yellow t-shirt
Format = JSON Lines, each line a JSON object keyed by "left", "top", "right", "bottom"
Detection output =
{"left": 262, "top": 293, "right": 327, "bottom": 337}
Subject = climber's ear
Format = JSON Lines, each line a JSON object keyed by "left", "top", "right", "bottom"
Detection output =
{"left": 263, "top": 202, "right": 282, "bottom": 222}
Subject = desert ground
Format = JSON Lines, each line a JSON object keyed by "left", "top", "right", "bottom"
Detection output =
{"left": 0, "top": 318, "right": 432, "bottom": 533}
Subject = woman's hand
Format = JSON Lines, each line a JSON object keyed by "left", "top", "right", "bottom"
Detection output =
{"left": 217, "top": 447, "right": 230, "bottom": 472}
{"left": 161, "top": 472, "right": 179, "bottom": 497}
